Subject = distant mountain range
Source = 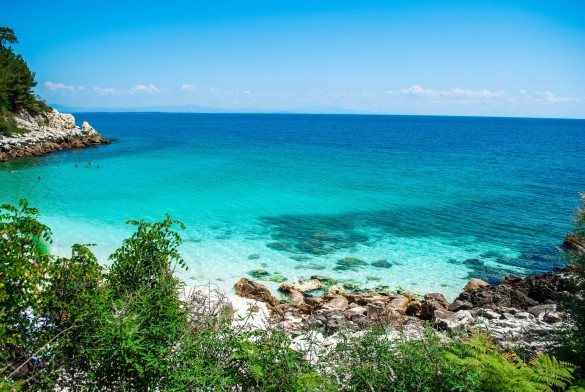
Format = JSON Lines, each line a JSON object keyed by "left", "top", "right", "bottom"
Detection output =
{"left": 49, "top": 103, "right": 372, "bottom": 115}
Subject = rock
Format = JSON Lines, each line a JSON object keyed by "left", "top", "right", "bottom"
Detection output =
{"left": 310, "top": 275, "right": 338, "bottom": 286}
{"left": 322, "top": 296, "right": 349, "bottom": 312}
{"left": 563, "top": 233, "right": 584, "bottom": 252}
{"left": 514, "top": 312, "right": 534, "bottom": 320}
{"left": 249, "top": 269, "right": 270, "bottom": 278}
{"left": 503, "top": 275, "right": 523, "bottom": 285}
{"left": 419, "top": 293, "right": 449, "bottom": 320}
{"left": 334, "top": 257, "right": 368, "bottom": 271}
{"left": 448, "top": 299, "right": 473, "bottom": 312}
{"left": 544, "top": 311, "right": 563, "bottom": 323}
{"left": 371, "top": 259, "right": 392, "bottom": 268}
{"left": 344, "top": 306, "right": 367, "bottom": 319}
{"left": 265, "top": 273, "right": 287, "bottom": 283}
{"left": 366, "top": 304, "right": 386, "bottom": 320}
{"left": 464, "top": 278, "right": 490, "bottom": 291}
{"left": 81, "top": 121, "right": 96, "bottom": 133}
{"left": 527, "top": 304, "right": 556, "bottom": 318}
{"left": 292, "top": 279, "right": 323, "bottom": 294}
{"left": 266, "top": 242, "right": 292, "bottom": 251}
{"left": 476, "top": 308, "right": 501, "bottom": 320}
{"left": 326, "top": 285, "right": 346, "bottom": 296}
{"left": 287, "top": 290, "right": 305, "bottom": 307}
{"left": 342, "top": 282, "right": 362, "bottom": 292}
{"left": 406, "top": 300, "right": 423, "bottom": 317}
{"left": 453, "top": 310, "right": 474, "bottom": 324}
{"left": 247, "top": 254, "right": 261, "bottom": 260}
{"left": 388, "top": 295, "right": 409, "bottom": 315}
{"left": 234, "top": 278, "right": 279, "bottom": 307}
{"left": 305, "top": 297, "right": 324, "bottom": 307}
{"left": 295, "top": 263, "right": 326, "bottom": 270}
{"left": 424, "top": 293, "right": 449, "bottom": 308}
{"left": 350, "top": 313, "right": 369, "bottom": 326}
{"left": 432, "top": 309, "right": 461, "bottom": 331}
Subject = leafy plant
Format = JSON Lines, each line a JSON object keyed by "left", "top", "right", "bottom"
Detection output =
{"left": 0, "top": 200, "right": 52, "bottom": 386}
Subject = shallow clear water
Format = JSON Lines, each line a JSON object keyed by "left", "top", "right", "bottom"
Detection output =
{"left": 1, "top": 113, "right": 584, "bottom": 299}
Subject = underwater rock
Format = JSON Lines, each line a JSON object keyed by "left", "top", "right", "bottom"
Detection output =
{"left": 265, "top": 273, "right": 287, "bottom": 283}
{"left": 295, "top": 263, "right": 326, "bottom": 270}
{"left": 371, "top": 259, "right": 392, "bottom": 268}
{"left": 266, "top": 241, "right": 292, "bottom": 251}
{"left": 249, "top": 269, "right": 270, "bottom": 278}
{"left": 334, "top": 257, "right": 368, "bottom": 271}
{"left": 248, "top": 254, "right": 261, "bottom": 260}
{"left": 309, "top": 275, "right": 338, "bottom": 286}
{"left": 290, "top": 255, "right": 312, "bottom": 261}
{"left": 249, "top": 269, "right": 287, "bottom": 283}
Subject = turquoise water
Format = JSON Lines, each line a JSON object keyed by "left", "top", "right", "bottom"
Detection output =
{"left": 1, "top": 114, "right": 584, "bottom": 299}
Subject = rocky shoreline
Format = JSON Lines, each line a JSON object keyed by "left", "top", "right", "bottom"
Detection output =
{"left": 233, "top": 266, "right": 577, "bottom": 352}
{"left": 0, "top": 109, "right": 110, "bottom": 162}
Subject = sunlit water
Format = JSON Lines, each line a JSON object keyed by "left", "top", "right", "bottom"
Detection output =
{"left": 1, "top": 113, "right": 584, "bottom": 299}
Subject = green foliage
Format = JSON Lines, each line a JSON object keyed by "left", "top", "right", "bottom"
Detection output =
{"left": 0, "top": 26, "right": 49, "bottom": 136}
{"left": 0, "top": 200, "right": 52, "bottom": 346}
{"left": 326, "top": 327, "right": 477, "bottom": 392}
{"left": 327, "top": 327, "right": 577, "bottom": 392}
{"left": 447, "top": 331, "right": 575, "bottom": 392}
{"left": 108, "top": 216, "right": 186, "bottom": 296}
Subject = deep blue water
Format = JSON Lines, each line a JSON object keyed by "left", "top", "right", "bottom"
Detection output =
{"left": 1, "top": 113, "right": 584, "bottom": 298}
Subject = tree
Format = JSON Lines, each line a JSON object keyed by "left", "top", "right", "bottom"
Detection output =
{"left": 0, "top": 27, "right": 18, "bottom": 48}
{"left": 0, "top": 26, "right": 47, "bottom": 136}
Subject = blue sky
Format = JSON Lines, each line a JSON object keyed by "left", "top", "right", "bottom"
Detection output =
{"left": 3, "top": 0, "right": 585, "bottom": 117}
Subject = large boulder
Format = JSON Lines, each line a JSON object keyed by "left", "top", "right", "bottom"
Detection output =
{"left": 419, "top": 293, "right": 449, "bottom": 320}
{"left": 455, "top": 268, "right": 572, "bottom": 311}
{"left": 234, "top": 278, "right": 279, "bottom": 307}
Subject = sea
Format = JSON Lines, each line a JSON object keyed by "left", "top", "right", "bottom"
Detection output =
{"left": 1, "top": 113, "right": 584, "bottom": 299}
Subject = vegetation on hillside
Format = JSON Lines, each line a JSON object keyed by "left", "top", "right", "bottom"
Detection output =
{"left": 1, "top": 199, "right": 584, "bottom": 391}
{"left": 0, "top": 27, "right": 50, "bottom": 136}
{"left": 556, "top": 192, "right": 585, "bottom": 378}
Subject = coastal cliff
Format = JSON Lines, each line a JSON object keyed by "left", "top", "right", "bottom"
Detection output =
{"left": 0, "top": 108, "right": 110, "bottom": 162}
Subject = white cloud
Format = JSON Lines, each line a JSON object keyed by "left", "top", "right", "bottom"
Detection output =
{"left": 389, "top": 85, "right": 506, "bottom": 100}
{"left": 534, "top": 91, "right": 575, "bottom": 104}
{"left": 93, "top": 86, "right": 118, "bottom": 96}
{"left": 127, "top": 84, "right": 162, "bottom": 95}
{"left": 181, "top": 84, "right": 196, "bottom": 91}
{"left": 45, "top": 81, "right": 78, "bottom": 91}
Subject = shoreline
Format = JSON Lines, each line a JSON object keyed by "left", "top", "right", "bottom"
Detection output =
{"left": 0, "top": 108, "right": 110, "bottom": 162}
{"left": 228, "top": 265, "right": 576, "bottom": 351}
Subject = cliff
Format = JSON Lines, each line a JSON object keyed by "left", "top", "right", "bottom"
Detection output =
{"left": 0, "top": 108, "right": 110, "bottom": 162}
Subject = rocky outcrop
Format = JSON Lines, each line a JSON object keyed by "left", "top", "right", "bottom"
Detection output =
{"left": 0, "top": 109, "right": 110, "bottom": 162}
{"left": 233, "top": 268, "right": 576, "bottom": 352}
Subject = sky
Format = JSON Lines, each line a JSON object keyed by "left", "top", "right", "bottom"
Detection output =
{"left": 3, "top": 0, "right": 585, "bottom": 118}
